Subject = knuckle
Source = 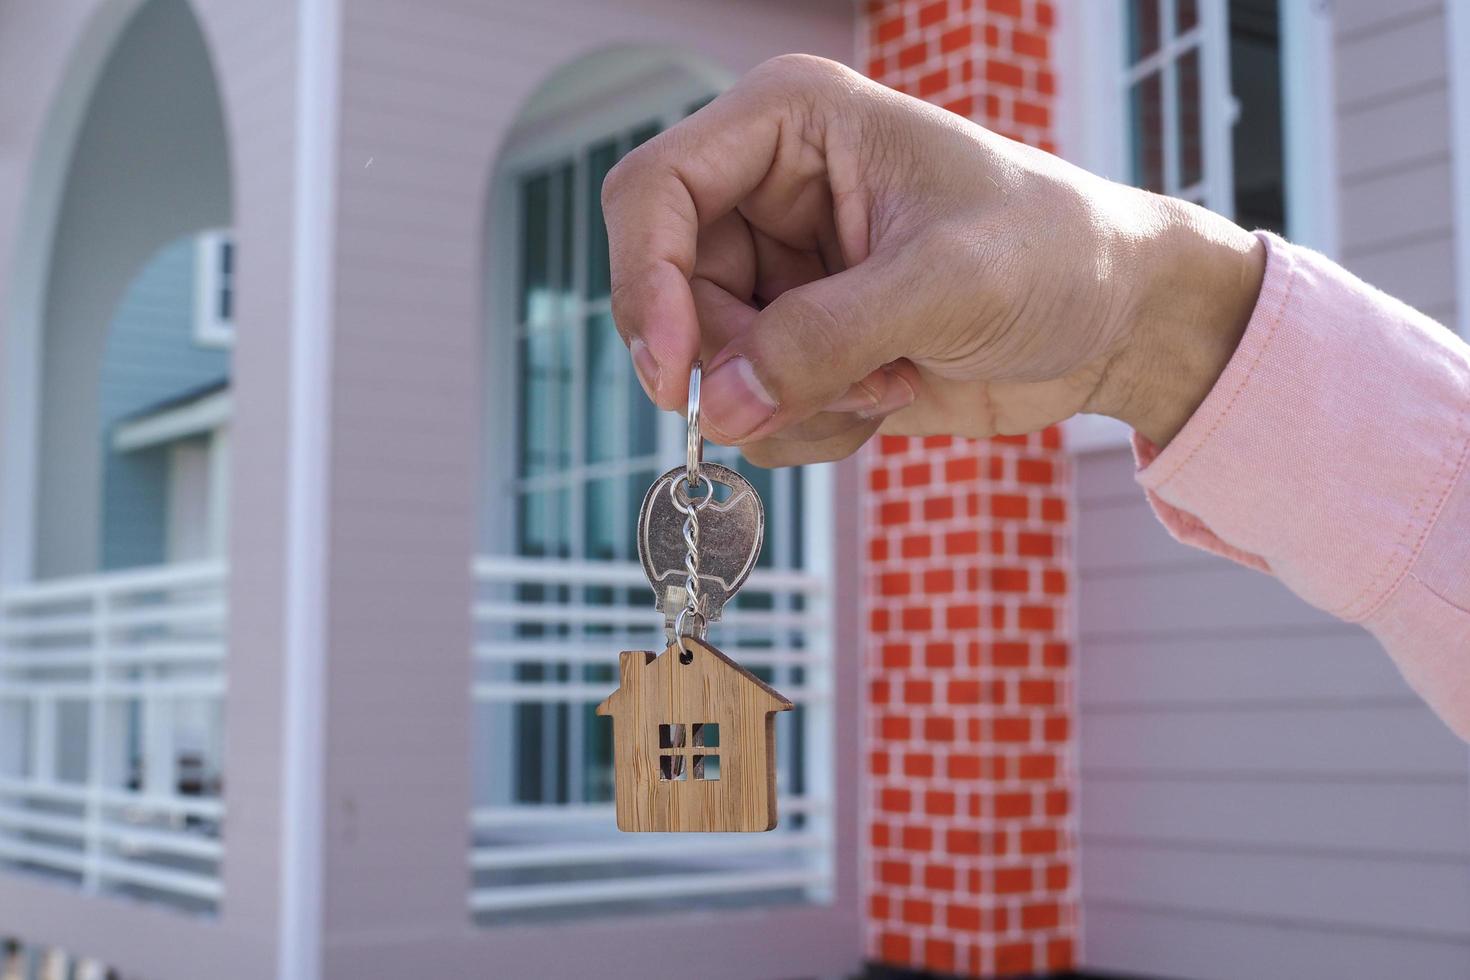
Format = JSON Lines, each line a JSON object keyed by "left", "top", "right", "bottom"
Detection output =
{"left": 755, "top": 53, "right": 846, "bottom": 87}
{"left": 602, "top": 137, "right": 666, "bottom": 209}
{"left": 601, "top": 153, "right": 637, "bottom": 208}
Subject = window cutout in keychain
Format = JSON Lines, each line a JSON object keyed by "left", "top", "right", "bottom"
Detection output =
{"left": 692, "top": 755, "right": 720, "bottom": 781}
{"left": 659, "top": 755, "right": 687, "bottom": 781}
{"left": 659, "top": 723, "right": 686, "bottom": 748}
{"left": 692, "top": 723, "right": 718, "bottom": 747}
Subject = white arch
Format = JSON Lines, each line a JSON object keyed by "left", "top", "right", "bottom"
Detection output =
{"left": 3, "top": 0, "right": 232, "bottom": 580}
{"left": 0, "top": 0, "right": 145, "bottom": 584}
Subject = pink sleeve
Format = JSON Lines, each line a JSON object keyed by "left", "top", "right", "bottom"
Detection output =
{"left": 1133, "top": 232, "right": 1470, "bottom": 739}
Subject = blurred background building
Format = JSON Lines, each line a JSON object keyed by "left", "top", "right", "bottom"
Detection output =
{"left": 0, "top": 0, "right": 1466, "bottom": 978}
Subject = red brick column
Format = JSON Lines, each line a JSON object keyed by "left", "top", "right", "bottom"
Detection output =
{"left": 858, "top": 2, "right": 1077, "bottom": 976}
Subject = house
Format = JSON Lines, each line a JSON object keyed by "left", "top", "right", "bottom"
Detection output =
{"left": 1, "top": 0, "right": 1468, "bottom": 978}
{"left": 595, "top": 638, "right": 793, "bottom": 833}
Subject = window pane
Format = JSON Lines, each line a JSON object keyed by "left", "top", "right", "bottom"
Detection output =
{"left": 1230, "top": 0, "right": 1285, "bottom": 232}
{"left": 789, "top": 465, "right": 805, "bottom": 569}
{"left": 516, "top": 488, "right": 569, "bottom": 559}
{"left": 585, "top": 138, "right": 618, "bottom": 299}
{"left": 581, "top": 662, "right": 615, "bottom": 802}
{"left": 1127, "top": 0, "right": 1162, "bottom": 63}
{"left": 584, "top": 476, "right": 620, "bottom": 562}
{"left": 1129, "top": 71, "right": 1165, "bottom": 192}
{"left": 518, "top": 326, "right": 571, "bottom": 477}
{"left": 1177, "top": 47, "right": 1204, "bottom": 189}
{"left": 585, "top": 312, "right": 622, "bottom": 464}
{"left": 627, "top": 467, "right": 655, "bottom": 597}
{"left": 1176, "top": 0, "right": 1198, "bottom": 33}
{"left": 513, "top": 677, "right": 545, "bottom": 802}
{"left": 518, "top": 173, "right": 551, "bottom": 324}
{"left": 585, "top": 311, "right": 657, "bottom": 464}
{"left": 557, "top": 162, "right": 574, "bottom": 306}
{"left": 218, "top": 240, "right": 234, "bottom": 322}
{"left": 736, "top": 458, "right": 776, "bottom": 568}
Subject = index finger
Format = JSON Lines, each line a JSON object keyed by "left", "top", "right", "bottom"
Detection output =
{"left": 601, "top": 60, "right": 798, "bottom": 410}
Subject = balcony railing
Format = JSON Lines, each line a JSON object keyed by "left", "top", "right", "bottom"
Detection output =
{"left": 0, "top": 562, "right": 227, "bottom": 913}
{"left": 469, "top": 555, "right": 835, "bottom": 921}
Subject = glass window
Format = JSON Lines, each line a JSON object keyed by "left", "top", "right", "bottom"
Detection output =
{"left": 1124, "top": 0, "right": 1205, "bottom": 202}
{"left": 1121, "top": 0, "right": 1284, "bottom": 230}
{"left": 1129, "top": 70, "right": 1166, "bottom": 193}
{"left": 193, "top": 230, "right": 235, "bottom": 347}
{"left": 1229, "top": 0, "right": 1284, "bottom": 231}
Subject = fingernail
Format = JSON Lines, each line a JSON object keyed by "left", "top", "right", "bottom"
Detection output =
{"left": 701, "top": 356, "right": 778, "bottom": 441}
{"left": 857, "top": 370, "right": 916, "bottom": 420}
{"left": 630, "top": 339, "right": 660, "bottom": 400}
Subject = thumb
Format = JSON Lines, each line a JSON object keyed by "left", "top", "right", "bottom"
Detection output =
{"left": 699, "top": 263, "right": 904, "bottom": 445}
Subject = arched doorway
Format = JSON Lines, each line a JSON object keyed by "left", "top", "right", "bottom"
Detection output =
{"left": 33, "top": 0, "right": 231, "bottom": 580}
{"left": 0, "top": 0, "right": 232, "bottom": 915}
{"left": 471, "top": 45, "right": 838, "bottom": 927}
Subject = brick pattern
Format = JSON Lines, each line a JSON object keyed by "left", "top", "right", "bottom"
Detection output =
{"left": 858, "top": 2, "right": 1076, "bottom": 976}
{"left": 864, "top": 0, "right": 1057, "bottom": 152}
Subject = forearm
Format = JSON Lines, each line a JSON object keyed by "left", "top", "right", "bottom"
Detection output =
{"left": 1122, "top": 230, "right": 1470, "bottom": 738}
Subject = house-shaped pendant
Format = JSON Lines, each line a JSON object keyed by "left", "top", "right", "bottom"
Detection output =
{"left": 595, "top": 637, "right": 793, "bottom": 832}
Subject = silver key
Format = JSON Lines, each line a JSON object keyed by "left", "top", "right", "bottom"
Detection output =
{"left": 637, "top": 461, "right": 763, "bottom": 640}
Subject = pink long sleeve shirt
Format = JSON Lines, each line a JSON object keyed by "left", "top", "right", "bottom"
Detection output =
{"left": 1134, "top": 232, "right": 1470, "bottom": 740}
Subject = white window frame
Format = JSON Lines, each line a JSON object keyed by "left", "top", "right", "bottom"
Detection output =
{"left": 1059, "top": 0, "right": 1331, "bottom": 452}
{"left": 1279, "top": 0, "right": 1338, "bottom": 260}
{"left": 193, "top": 229, "right": 234, "bottom": 348}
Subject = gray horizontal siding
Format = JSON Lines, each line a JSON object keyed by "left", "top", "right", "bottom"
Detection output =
{"left": 1333, "top": 0, "right": 1457, "bottom": 327}
{"left": 1083, "top": 904, "right": 1470, "bottom": 980}
{"left": 1082, "top": 703, "right": 1465, "bottom": 777}
{"left": 1333, "top": 0, "right": 1441, "bottom": 39}
{"left": 1082, "top": 778, "right": 1470, "bottom": 857}
{"left": 1077, "top": 448, "right": 1470, "bottom": 978}
{"left": 1335, "top": 4, "right": 1445, "bottom": 110}
{"left": 1084, "top": 843, "right": 1470, "bottom": 936}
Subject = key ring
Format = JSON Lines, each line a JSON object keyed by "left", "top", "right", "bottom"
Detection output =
{"left": 686, "top": 360, "right": 703, "bottom": 485}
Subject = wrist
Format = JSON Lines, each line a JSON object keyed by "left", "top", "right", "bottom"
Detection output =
{"left": 1097, "top": 198, "right": 1267, "bottom": 447}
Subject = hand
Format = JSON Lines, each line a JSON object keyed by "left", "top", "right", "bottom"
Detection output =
{"left": 602, "top": 54, "right": 1266, "bottom": 464}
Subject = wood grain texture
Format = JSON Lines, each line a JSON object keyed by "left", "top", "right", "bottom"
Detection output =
{"left": 595, "top": 637, "right": 792, "bottom": 832}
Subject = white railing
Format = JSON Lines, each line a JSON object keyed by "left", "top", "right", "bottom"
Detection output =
{"left": 469, "top": 555, "right": 834, "bottom": 920}
{"left": 0, "top": 562, "right": 226, "bottom": 913}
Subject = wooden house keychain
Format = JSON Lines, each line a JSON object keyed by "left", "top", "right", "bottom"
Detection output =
{"left": 596, "top": 362, "right": 792, "bottom": 832}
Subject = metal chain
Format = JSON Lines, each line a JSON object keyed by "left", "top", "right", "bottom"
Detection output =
{"left": 670, "top": 474, "right": 711, "bottom": 663}
{"left": 673, "top": 361, "right": 708, "bottom": 664}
